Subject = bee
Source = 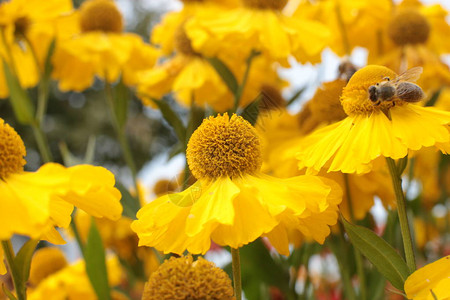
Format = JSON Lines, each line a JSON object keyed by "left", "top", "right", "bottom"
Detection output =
{"left": 368, "top": 67, "right": 425, "bottom": 106}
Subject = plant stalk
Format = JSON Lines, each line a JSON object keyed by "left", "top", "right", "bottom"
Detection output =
{"left": 385, "top": 157, "right": 416, "bottom": 273}
{"left": 231, "top": 247, "right": 242, "bottom": 300}
{"left": 1, "top": 240, "right": 26, "bottom": 300}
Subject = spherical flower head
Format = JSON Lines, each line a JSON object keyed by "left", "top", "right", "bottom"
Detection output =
{"left": 242, "top": 0, "right": 288, "bottom": 10}
{"left": 388, "top": 9, "right": 430, "bottom": 46}
{"left": 341, "top": 65, "right": 399, "bottom": 115}
{"left": 79, "top": 0, "right": 124, "bottom": 33}
{"left": 142, "top": 255, "right": 235, "bottom": 300}
{"left": 0, "top": 118, "right": 26, "bottom": 180}
{"left": 29, "top": 247, "right": 68, "bottom": 287}
{"left": 187, "top": 114, "right": 262, "bottom": 180}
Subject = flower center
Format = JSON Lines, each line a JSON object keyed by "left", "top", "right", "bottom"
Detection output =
{"left": 0, "top": 119, "right": 26, "bottom": 180}
{"left": 388, "top": 9, "right": 430, "bottom": 46}
{"left": 14, "top": 16, "right": 31, "bottom": 38}
{"left": 341, "top": 65, "right": 403, "bottom": 115}
{"left": 174, "top": 25, "right": 199, "bottom": 56}
{"left": 241, "top": 0, "right": 288, "bottom": 10}
{"left": 79, "top": 0, "right": 124, "bottom": 33}
{"left": 186, "top": 114, "right": 262, "bottom": 180}
{"left": 142, "top": 256, "right": 234, "bottom": 300}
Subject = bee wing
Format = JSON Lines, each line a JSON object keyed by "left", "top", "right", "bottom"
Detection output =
{"left": 393, "top": 67, "right": 423, "bottom": 83}
{"left": 396, "top": 82, "right": 424, "bottom": 102}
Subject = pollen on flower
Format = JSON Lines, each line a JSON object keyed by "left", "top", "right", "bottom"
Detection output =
{"left": 0, "top": 119, "right": 26, "bottom": 180}
{"left": 79, "top": 0, "right": 124, "bottom": 33}
{"left": 242, "top": 0, "right": 288, "bottom": 10}
{"left": 29, "top": 247, "right": 68, "bottom": 287}
{"left": 174, "top": 25, "right": 199, "bottom": 56}
{"left": 142, "top": 255, "right": 235, "bottom": 300}
{"left": 187, "top": 114, "right": 262, "bottom": 180}
{"left": 340, "top": 65, "right": 403, "bottom": 115}
{"left": 388, "top": 9, "right": 430, "bottom": 46}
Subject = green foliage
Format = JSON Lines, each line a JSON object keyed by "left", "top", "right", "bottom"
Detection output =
{"left": 85, "top": 219, "right": 112, "bottom": 300}
{"left": 341, "top": 217, "right": 410, "bottom": 291}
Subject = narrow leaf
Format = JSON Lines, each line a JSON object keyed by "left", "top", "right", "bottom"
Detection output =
{"left": 2, "top": 284, "right": 17, "bottom": 300}
{"left": 206, "top": 57, "right": 238, "bottom": 94}
{"left": 425, "top": 89, "right": 441, "bottom": 107}
{"left": 114, "top": 79, "right": 130, "bottom": 129}
{"left": 116, "top": 182, "right": 140, "bottom": 220}
{"left": 396, "top": 155, "right": 408, "bottom": 175}
{"left": 2, "top": 60, "right": 34, "bottom": 124}
{"left": 85, "top": 220, "right": 111, "bottom": 300}
{"left": 341, "top": 217, "right": 410, "bottom": 291}
{"left": 240, "top": 96, "right": 261, "bottom": 126}
{"left": 151, "top": 98, "right": 186, "bottom": 144}
{"left": 286, "top": 87, "right": 305, "bottom": 107}
{"left": 14, "top": 239, "right": 39, "bottom": 289}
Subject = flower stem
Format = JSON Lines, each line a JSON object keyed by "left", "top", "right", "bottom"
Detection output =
{"left": 104, "top": 80, "right": 138, "bottom": 182}
{"left": 385, "top": 157, "right": 416, "bottom": 273}
{"left": 343, "top": 173, "right": 367, "bottom": 300}
{"left": 231, "top": 247, "right": 242, "bottom": 300}
{"left": 1, "top": 240, "right": 26, "bottom": 300}
{"left": 31, "top": 123, "right": 53, "bottom": 163}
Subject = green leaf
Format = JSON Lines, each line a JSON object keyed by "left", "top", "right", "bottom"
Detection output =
{"left": 240, "top": 96, "right": 261, "bottom": 126}
{"left": 425, "top": 89, "right": 441, "bottom": 107}
{"left": 206, "top": 57, "right": 238, "bottom": 95}
{"left": 286, "top": 87, "right": 305, "bottom": 107}
{"left": 396, "top": 155, "right": 408, "bottom": 175}
{"left": 85, "top": 219, "right": 112, "bottom": 300}
{"left": 2, "top": 60, "right": 35, "bottom": 124}
{"left": 114, "top": 79, "right": 130, "bottom": 129}
{"left": 341, "top": 217, "right": 410, "bottom": 291}
{"left": 14, "top": 239, "right": 39, "bottom": 289}
{"left": 186, "top": 100, "right": 205, "bottom": 143}
{"left": 116, "top": 182, "right": 140, "bottom": 220}
{"left": 151, "top": 98, "right": 186, "bottom": 144}
{"left": 2, "top": 284, "right": 17, "bottom": 300}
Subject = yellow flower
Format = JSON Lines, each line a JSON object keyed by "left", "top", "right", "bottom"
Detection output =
{"left": 370, "top": 0, "right": 450, "bottom": 93}
{"left": 0, "top": 118, "right": 122, "bottom": 273}
{"left": 139, "top": 11, "right": 282, "bottom": 112}
{"left": 132, "top": 114, "right": 341, "bottom": 256}
{"left": 142, "top": 255, "right": 234, "bottom": 300}
{"left": 51, "top": 0, "right": 158, "bottom": 92}
{"left": 28, "top": 247, "right": 68, "bottom": 287}
{"left": 27, "top": 256, "right": 122, "bottom": 300}
{"left": 297, "top": 65, "right": 450, "bottom": 174}
{"left": 257, "top": 102, "right": 394, "bottom": 221}
{"left": 404, "top": 255, "right": 450, "bottom": 300}
{"left": 0, "top": 0, "right": 73, "bottom": 98}
{"left": 294, "top": 0, "right": 393, "bottom": 57}
{"left": 185, "top": 0, "right": 330, "bottom": 64}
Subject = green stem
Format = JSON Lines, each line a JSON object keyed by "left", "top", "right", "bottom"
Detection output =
{"left": 385, "top": 157, "right": 416, "bottom": 273}
{"left": 31, "top": 123, "right": 52, "bottom": 163}
{"left": 1, "top": 240, "right": 26, "bottom": 300}
{"left": 343, "top": 174, "right": 367, "bottom": 300}
{"left": 328, "top": 233, "right": 357, "bottom": 300}
{"left": 233, "top": 50, "right": 259, "bottom": 113}
{"left": 231, "top": 248, "right": 242, "bottom": 300}
{"left": 104, "top": 81, "right": 138, "bottom": 182}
